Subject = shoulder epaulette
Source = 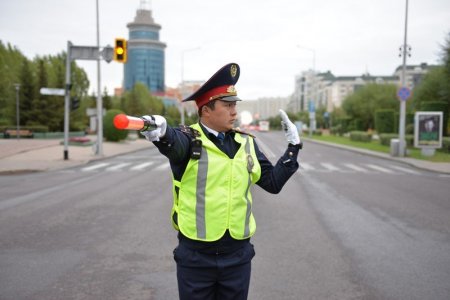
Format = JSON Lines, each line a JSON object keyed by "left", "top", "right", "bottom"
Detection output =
{"left": 232, "top": 127, "right": 256, "bottom": 138}
{"left": 179, "top": 125, "right": 201, "bottom": 138}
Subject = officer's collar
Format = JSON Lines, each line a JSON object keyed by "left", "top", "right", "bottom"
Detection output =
{"left": 200, "top": 122, "right": 221, "bottom": 137}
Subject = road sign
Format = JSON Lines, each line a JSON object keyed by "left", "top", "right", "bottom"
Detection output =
{"left": 70, "top": 46, "right": 100, "bottom": 61}
{"left": 40, "top": 88, "right": 65, "bottom": 96}
{"left": 397, "top": 87, "right": 411, "bottom": 101}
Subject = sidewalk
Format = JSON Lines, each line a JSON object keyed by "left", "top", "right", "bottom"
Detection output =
{"left": 1, "top": 136, "right": 449, "bottom": 175}
{"left": 0, "top": 136, "right": 150, "bottom": 174}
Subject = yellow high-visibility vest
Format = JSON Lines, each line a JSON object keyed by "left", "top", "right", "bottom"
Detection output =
{"left": 171, "top": 123, "right": 261, "bottom": 241}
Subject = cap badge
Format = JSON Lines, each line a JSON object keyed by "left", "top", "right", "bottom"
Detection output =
{"left": 230, "top": 64, "right": 238, "bottom": 77}
{"left": 227, "top": 85, "right": 236, "bottom": 93}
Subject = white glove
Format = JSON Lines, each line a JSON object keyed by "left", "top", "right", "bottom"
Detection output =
{"left": 139, "top": 115, "right": 167, "bottom": 142}
{"left": 279, "top": 109, "right": 301, "bottom": 145}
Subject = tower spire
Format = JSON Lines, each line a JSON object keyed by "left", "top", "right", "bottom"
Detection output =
{"left": 140, "top": 0, "right": 151, "bottom": 10}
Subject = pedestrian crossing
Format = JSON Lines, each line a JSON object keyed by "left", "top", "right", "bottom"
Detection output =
{"left": 74, "top": 160, "right": 425, "bottom": 176}
{"left": 299, "top": 162, "right": 423, "bottom": 175}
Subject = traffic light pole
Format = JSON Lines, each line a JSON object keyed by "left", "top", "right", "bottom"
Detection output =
{"left": 95, "top": 0, "right": 103, "bottom": 156}
{"left": 64, "top": 41, "right": 72, "bottom": 160}
{"left": 62, "top": 41, "right": 113, "bottom": 161}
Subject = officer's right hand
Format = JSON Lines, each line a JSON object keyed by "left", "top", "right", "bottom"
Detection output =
{"left": 139, "top": 115, "right": 167, "bottom": 142}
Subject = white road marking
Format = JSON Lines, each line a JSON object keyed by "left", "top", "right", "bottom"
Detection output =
{"left": 390, "top": 166, "right": 421, "bottom": 175}
{"left": 300, "top": 163, "right": 315, "bottom": 171}
{"left": 321, "top": 163, "right": 341, "bottom": 172}
{"left": 343, "top": 163, "right": 369, "bottom": 173}
{"left": 130, "top": 162, "right": 154, "bottom": 171}
{"left": 82, "top": 163, "right": 110, "bottom": 171}
{"left": 154, "top": 162, "right": 170, "bottom": 171}
{"left": 106, "top": 162, "right": 132, "bottom": 171}
{"left": 365, "top": 164, "right": 395, "bottom": 174}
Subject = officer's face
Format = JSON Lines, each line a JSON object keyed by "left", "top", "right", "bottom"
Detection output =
{"left": 202, "top": 100, "right": 238, "bottom": 132}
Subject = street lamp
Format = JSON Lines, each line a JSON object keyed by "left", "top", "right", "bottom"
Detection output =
{"left": 13, "top": 83, "right": 20, "bottom": 140}
{"left": 297, "top": 45, "right": 316, "bottom": 72}
{"left": 95, "top": 0, "right": 103, "bottom": 156}
{"left": 398, "top": 0, "right": 410, "bottom": 157}
{"left": 180, "top": 46, "right": 201, "bottom": 125}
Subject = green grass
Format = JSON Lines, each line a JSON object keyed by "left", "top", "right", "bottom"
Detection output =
{"left": 310, "top": 134, "right": 450, "bottom": 163}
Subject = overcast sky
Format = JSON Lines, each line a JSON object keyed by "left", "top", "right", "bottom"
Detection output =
{"left": 1, "top": 0, "right": 449, "bottom": 100}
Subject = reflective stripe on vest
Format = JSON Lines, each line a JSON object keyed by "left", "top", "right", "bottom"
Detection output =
{"left": 171, "top": 123, "right": 261, "bottom": 241}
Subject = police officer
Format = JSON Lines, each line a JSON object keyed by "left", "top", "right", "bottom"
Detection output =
{"left": 140, "top": 63, "right": 301, "bottom": 300}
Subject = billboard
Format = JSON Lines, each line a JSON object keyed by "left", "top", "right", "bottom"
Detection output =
{"left": 414, "top": 112, "right": 443, "bottom": 148}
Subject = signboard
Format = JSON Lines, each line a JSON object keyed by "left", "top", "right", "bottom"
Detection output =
{"left": 397, "top": 86, "right": 411, "bottom": 101}
{"left": 414, "top": 111, "right": 443, "bottom": 148}
{"left": 40, "top": 88, "right": 65, "bottom": 96}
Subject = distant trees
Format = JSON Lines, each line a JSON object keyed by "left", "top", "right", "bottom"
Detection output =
{"left": 0, "top": 41, "right": 89, "bottom": 131}
{"left": 411, "top": 33, "right": 450, "bottom": 135}
{"left": 341, "top": 83, "right": 399, "bottom": 131}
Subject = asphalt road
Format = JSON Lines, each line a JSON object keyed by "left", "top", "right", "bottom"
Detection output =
{"left": 0, "top": 131, "right": 449, "bottom": 300}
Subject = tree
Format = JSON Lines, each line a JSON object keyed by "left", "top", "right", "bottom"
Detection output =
{"left": 411, "top": 33, "right": 450, "bottom": 135}
{"left": 341, "top": 83, "right": 398, "bottom": 131}
{"left": 19, "top": 58, "right": 36, "bottom": 126}
{"left": 121, "top": 83, "right": 164, "bottom": 116}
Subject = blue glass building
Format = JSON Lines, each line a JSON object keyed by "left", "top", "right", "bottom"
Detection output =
{"left": 124, "top": 7, "right": 166, "bottom": 93}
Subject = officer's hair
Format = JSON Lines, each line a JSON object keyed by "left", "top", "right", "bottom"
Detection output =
{"left": 198, "top": 100, "right": 217, "bottom": 117}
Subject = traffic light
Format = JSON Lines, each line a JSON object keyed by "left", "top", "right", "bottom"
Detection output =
{"left": 71, "top": 97, "right": 80, "bottom": 110}
{"left": 114, "top": 38, "right": 127, "bottom": 63}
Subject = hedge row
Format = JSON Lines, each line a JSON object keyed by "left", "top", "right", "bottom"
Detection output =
{"left": 0, "top": 125, "right": 49, "bottom": 133}
{"left": 378, "top": 134, "right": 414, "bottom": 147}
{"left": 349, "top": 131, "right": 372, "bottom": 142}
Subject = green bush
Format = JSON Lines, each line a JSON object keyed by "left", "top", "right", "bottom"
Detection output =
{"left": 379, "top": 133, "right": 414, "bottom": 147}
{"left": 0, "top": 125, "right": 49, "bottom": 133}
{"left": 379, "top": 133, "right": 398, "bottom": 146}
{"left": 330, "top": 124, "right": 344, "bottom": 136}
{"left": 335, "top": 117, "right": 352, "bottom": 133}
{"left": 375, "top": 109, "right": 396, "bottom": 133}
{"left": 437, "top": 137, "right": 450, "bottom": 153}
{"left": 103, "top": 109, "right": 128, "bottom": 142}
{"left": 406, "top": 123, "right": 415, "bottom": 134}
{"left": 349, "top": 131, "right": 372, "bottom": 142}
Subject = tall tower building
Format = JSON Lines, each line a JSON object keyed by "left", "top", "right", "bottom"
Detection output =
{"left": 124, "top": 1, "right": 166, "bottom": 93}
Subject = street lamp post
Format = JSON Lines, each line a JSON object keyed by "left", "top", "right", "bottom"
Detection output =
{"left": 95, "top": 0, "right": 103, "bottom": 156}
{"left": 180, "top": 47, "right": 201, "bottom": 125}
{"left": 398, "top": 0, "right": 409, "bottom": 157}
{"left": 13, "top": 84, "right": 20, "bottom": 140}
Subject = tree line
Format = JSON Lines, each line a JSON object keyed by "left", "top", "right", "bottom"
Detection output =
{"left": 0, "top": 40, "right": 186, "bottom": 134}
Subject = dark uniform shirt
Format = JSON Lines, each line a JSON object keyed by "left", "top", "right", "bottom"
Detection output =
{"left": 153, "top": 123, "right": 300, "bottom": 249}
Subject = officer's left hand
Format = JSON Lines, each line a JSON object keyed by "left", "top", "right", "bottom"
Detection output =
{"left": 279, "top": 109, "right": 301, "bottom": 145}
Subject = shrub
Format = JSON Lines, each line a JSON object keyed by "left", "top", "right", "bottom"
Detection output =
{"left": 103, "top": 109, "right": 128, "bottom": 142}
{"left": 330, "top": 124, "right": 344, "bottom": 136}
{"left": 437, "top": 137, "right": 450, "bottom": 153}
{"left": 349, "top": 131, "right": 372, "bottom": 142}
{"left": 375, "top": 109, "right": 396, "bottom": 133}
{"left": 379, "top": 133, "right": 414, "bottom": 147}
